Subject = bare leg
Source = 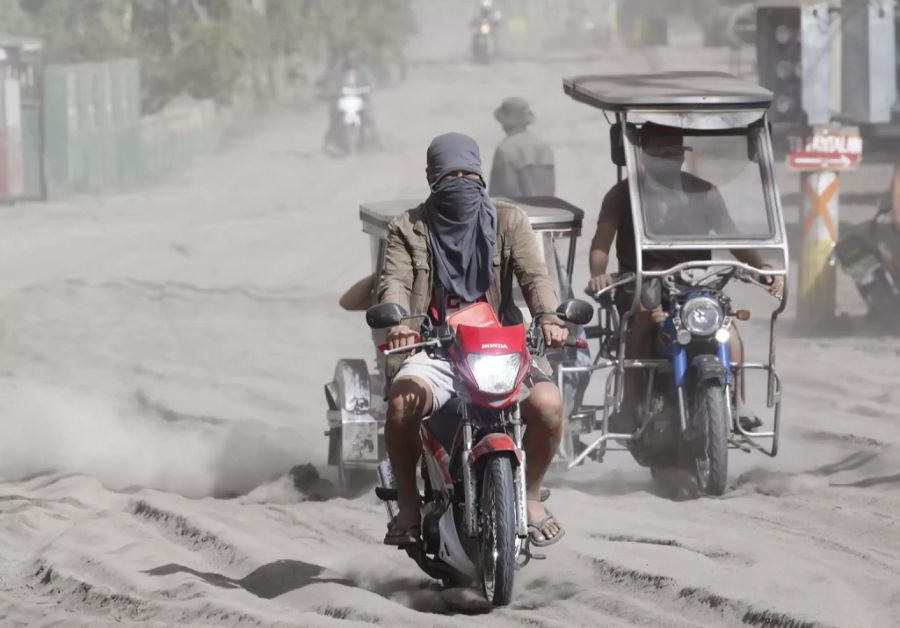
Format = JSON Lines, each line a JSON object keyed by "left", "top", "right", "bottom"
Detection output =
{"left": 385, "top": 377, "right": 432, "bottom": 537}
{"left": 521, "top": 381, "right": 563, "bottom": 541}
{"left": 338, "top": 274, "right": 375, "bottom": 311}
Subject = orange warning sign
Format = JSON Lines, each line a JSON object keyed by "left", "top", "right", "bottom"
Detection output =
{"left": 802, "top": 175, "right": 838, "bottom": 242}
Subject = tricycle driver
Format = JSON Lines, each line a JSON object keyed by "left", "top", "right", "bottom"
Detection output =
{"left": 586, "top": 123, "right": 784, "bottom": 431}
{"left": 379, "top": 132, "right": 569, "bottom": 547}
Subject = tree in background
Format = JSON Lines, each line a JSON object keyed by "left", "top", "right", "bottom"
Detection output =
{"left": 130, "top": 0, "right": 258, "bottom": 112}
{"left": 310, "top": 0, "right": 416, "bottom": 84}
{"left": 0, "top": 0, "right": 416, "bottom": 113}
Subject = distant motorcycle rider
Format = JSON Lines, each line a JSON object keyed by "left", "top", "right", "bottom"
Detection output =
{"left": 471, "top": 0, "right": 503, "bottom": 57}
{"left": 379, "top": 132, "right": 568, "bottom": 547}
{"left": 476, "top": 0, "right": 502, "bottom": 28}
{"left": 323, "top": 46, "right": 379, "bottom": 151}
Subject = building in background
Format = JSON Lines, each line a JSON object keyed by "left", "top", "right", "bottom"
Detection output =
{"left": 0, "top": 35, "right": 41, "bottom": 202}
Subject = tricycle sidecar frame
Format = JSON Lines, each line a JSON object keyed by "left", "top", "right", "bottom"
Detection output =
{"left": 558, "top": 71, "right": 790, "bottom": 469}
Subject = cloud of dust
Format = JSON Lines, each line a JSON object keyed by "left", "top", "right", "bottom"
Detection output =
{"left": 0, "top": 377, "right": 310, "bottom": 498}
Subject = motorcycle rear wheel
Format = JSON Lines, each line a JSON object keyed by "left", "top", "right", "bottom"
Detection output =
{"left": 479, "top": 456, "right": 516, "bottom": 606}
{"left": 691, "top": 381, "right": 729, "bottom": 496}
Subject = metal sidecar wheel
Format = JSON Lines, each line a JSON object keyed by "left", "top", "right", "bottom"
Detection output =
{"left": 479, "top": 456, "right": 516, "bottom": 606}
{"left": 692, "top": 382, "right": 729, "bottom": 496}
{"left": 337, "top": 431, "right": 374, "bottom": 495}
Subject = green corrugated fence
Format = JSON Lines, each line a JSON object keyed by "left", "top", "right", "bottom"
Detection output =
{"left": 43, "top": 58, "right": 224, "bottom": 197}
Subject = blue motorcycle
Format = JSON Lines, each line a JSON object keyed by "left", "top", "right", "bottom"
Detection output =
{"left": 557, "top": 71, "right": 790, "bottom": 495}
{"left": 567, "top": 263, "right": 784, "bottom": 496}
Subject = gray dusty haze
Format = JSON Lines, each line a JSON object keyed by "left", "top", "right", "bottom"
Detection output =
{"left": 1, "top": 2, "right": 899, "bottom": 627}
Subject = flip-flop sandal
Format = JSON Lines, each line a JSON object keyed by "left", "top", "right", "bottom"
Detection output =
{"left": 527, "top": 511, "right": 565, "bottom": 547}
{"left": 384, "top": 516, "right": 420, "bottom": 547}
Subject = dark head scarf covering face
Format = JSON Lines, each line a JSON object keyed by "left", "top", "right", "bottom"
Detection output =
{"left": 423, "top": 133, "right": 498, "bottom": 302}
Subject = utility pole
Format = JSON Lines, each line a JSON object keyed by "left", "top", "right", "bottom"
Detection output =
{"left": 758, "top": 0, "right": 897, "bottom": 328}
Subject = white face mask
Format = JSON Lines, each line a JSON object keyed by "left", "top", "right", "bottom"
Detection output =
{"left": 642, "top": 154, "right": 690, "bottom": 234}
{"left": 643, "top": 153, "right": 683, "bottom": 188}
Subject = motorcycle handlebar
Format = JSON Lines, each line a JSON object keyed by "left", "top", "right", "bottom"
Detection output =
{"left": 379, "top": 337, "right": 440, "bottom": 356}
{"left": 587, "top": 273, "right": 636, "bottom": 301}
{"left": 585, "top": 267, "right": 781, "bottom": 303}
{"left": 380, "top": 324, "right": 586, "bottom": 357}
{"left": 528, "top": 327, "right": 588, "bottom": 354}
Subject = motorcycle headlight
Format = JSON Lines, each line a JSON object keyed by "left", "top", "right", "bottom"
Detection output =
{"left": 480, "top": 23, "right": 491, "bottom": 34}
{"left": 466, "top": 353, "right": 521, "bottom": 394}
{"left": 681, "top": 296, "right": 723, "bottom": 337}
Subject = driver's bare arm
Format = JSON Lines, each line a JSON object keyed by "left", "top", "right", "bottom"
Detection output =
{"left": 589, "top": 222, "right": 616, "bottom": 277}
{"left": 339, "top": 274, "right": 376, "bottom": 311}
{"left": 587, "top": 223, "right": 617, "bottom": 294}
{"left": 730, "top": 248, "right": 783, "bottom": 297}
{"left": 587, "top": 187, "right": 622, "bottom": 294}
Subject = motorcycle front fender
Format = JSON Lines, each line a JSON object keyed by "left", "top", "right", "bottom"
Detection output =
{"left": 470, "top": 433, "right": 522, "bottom": 466}
{"left": 691, "top": 353, "right": 728, "bottom": 386}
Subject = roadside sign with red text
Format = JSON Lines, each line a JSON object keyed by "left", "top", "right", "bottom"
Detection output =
{"left": 786, "top": 126, "right": 862, "bottom": 171}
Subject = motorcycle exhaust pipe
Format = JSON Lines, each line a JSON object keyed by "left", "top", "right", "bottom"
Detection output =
{"left": 377, "top": 460, "right": 399, "bottom": 522}
{"left": 513, "top": 417, "right": 528, "bottom": 539}
{"left": 462, "top": 421, "right": 478, "bottom": 537}
{"left": 514, "top": 452, "right": 528, "bottom": 539}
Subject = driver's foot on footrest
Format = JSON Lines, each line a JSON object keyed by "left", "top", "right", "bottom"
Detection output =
{"left": 384, "top": 516, "right": 420, "bottom": 546}
{"left": 738, "top": 415, "right": 763, "bottom": 432}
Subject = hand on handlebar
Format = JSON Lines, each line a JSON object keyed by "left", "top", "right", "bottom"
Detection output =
{"left": 542, "top": 322, "right": 569, "bottom": 348}
{"left": 754, "top": 265, "right": 784, "bottom": 299}
{"left": 386, "top": 324, "right": 419, "bottom": 350}
{"left": 766, "top": 274, "right": 785, "bottom": 299}
{"left": 586, "top": 274, "right": 616, "bottom": 296}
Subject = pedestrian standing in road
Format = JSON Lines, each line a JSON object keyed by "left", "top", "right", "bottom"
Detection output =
{"left": 489, "top": 97, "right": 555, "bottom": 198}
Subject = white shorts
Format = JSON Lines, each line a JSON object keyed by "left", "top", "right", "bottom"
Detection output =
{"left": 394, "top": 351, "right": 550, "bottom": 413}
{"left": 394, "top": 351, "right": 458, "bottom": 412}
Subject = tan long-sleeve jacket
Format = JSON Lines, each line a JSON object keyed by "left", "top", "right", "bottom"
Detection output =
{"left": 377, "top": 199, "right": 561, "bottom": 328}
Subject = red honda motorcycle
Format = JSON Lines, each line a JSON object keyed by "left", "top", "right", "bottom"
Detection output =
{"left": 366, "top": 298, "right": 591, "bottom": 606}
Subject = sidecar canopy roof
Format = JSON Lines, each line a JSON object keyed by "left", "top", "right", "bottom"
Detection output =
{"left": 563, "top": 71, "right": 773, "bottom": 112}
{"left": 360, "top": 196, "right": 584, "bottom": 237}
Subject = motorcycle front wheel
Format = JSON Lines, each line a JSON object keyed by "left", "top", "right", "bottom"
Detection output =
{"left": 479, "top": 456, "right": 516, "bottom": 606}
{"left": 691, "top": 381, "right": 729, "bottom": 496}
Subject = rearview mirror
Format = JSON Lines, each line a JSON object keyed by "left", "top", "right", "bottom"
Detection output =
{"left": 366, "top": 303, "right": 407, "bottom": 329}
{"left": 640, "top": 278, "right": 662, "bottom": 310}
{"left": 556, "top": 299, "right": 593, "bottom": 326}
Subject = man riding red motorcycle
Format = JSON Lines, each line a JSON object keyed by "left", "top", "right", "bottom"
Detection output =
{"left": 378, "top": 133, "right": 570, "bottom": 549}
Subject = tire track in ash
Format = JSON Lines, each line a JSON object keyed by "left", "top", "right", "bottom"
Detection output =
{"left": 572, "top": 550, "right": 833, "bottom": 628}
